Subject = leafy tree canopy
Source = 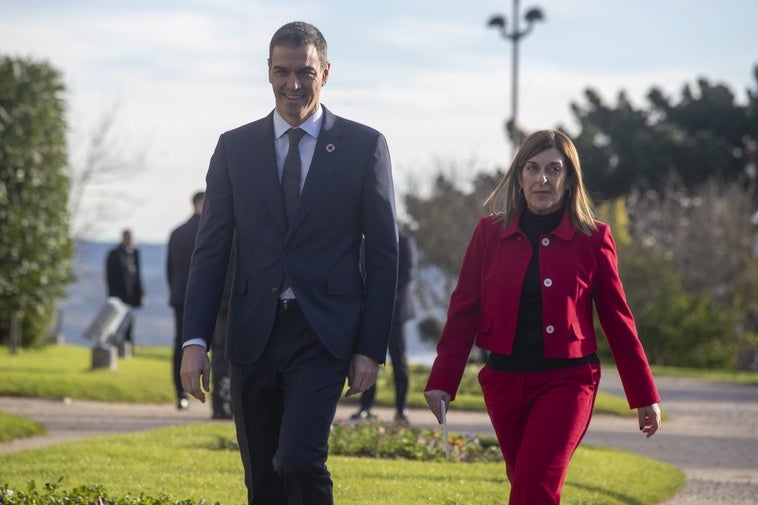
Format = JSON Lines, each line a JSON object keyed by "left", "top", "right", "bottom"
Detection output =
{"left": 0, "top": 56, "right": 73, "bottom": 346}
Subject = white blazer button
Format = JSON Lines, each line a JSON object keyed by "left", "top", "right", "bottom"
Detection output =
{"left": 546, "top": 325, "right": 555, "bottom": 334}
{"left": 543, "top": 278, "right": 552, "bottom": 287}
{"left": 541, "top": 237, "right": 550, "bottom": 246}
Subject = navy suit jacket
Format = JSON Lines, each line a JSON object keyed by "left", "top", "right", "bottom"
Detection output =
{"left": 166, "top": 213, "right": 201, "bottom": 308}
{"left": 183, "top": 106, "right": 398, "bottom": 366}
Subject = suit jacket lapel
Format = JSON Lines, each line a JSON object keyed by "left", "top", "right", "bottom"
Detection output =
{"left": 287, "top": 108, "right": 343, "bottom": 237}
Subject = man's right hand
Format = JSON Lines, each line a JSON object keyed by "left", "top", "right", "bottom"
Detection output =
{"left": 180, "top": 344, "right": 211, "bottom": 403}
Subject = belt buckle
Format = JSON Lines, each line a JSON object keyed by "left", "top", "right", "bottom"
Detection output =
{"left": 280, "top": 299, "right": 291, "bottom": 312}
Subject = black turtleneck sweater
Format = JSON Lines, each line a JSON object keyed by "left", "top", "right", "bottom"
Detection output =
{"left": 486, "top": 207, "right": 599, "bottom": 373}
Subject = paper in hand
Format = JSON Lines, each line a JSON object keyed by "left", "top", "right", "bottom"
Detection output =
{"left": 440, "top": 399, "right": 450, "bottom": 461}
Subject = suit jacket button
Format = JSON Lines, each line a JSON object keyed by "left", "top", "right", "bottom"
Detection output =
{"left": 271, "top": 286, "right": 278, "bottom": 294}
{"left": 546, "top": 325, "right": 555, "bottom": 334}
{"left": 543, "top": 278, "right": 553, "bottom": 287}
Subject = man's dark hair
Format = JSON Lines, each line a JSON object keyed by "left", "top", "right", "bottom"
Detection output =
{"left": 192, "top": 191, "right": 205, "bottom": 206}
{"left": 269, "top": 21, "right": 328, "bottom": 67}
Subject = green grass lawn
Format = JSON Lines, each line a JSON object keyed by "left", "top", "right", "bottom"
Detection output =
{"left": 651, "top": 365, "right": 758, "bottom": 384}
{"left": 0, "top": 344, "right": 634, "bottom": 416}
{"left": 0, "top": 411, "right": 45, "bottom": 442}
{"left": 0, "top": 345, "right": 176, "bottom": 403}
{"left": 0, "top": 423, "right": 684, "bottom": 505}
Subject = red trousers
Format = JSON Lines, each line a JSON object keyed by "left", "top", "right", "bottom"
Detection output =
{"left": 478, "top": 363, "right": 601, "bottom": 505}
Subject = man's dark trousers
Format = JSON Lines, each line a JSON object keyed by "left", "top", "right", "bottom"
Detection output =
{"left": 230, "top": 306, "right": 349, "bottom": 505}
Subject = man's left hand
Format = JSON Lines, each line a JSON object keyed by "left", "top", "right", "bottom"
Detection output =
{"left": 344, "top": 353, "right": 379, "bottom": 397}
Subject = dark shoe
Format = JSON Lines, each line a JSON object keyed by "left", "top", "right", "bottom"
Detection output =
{"left": 177, "top": 398, "right": 189, "bottom": 410}
{"left": 350, "top": 409, "right": 376, "bottom": 420}
{"left": 394, "top": 410, "right": 410, "bottom": 426}
{"left": 212, "top": 411, "right": 233, "bottom": 420}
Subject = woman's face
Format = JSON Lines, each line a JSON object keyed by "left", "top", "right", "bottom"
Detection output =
{"left": 519, "top": 147, "right": 568, "bottom": 215}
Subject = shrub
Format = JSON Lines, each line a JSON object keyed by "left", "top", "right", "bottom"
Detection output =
{"left": 0, "top": 479, "right": 219, "bottom": 505}
{"left": 329, "top": 419, "right": 502, "bottom": 463}
{"left": 203, "top": 419, "right": 503, "bottom": 464}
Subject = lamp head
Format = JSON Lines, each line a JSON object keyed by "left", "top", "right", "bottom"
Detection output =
{"left": 524, "top": 8, "right": 545, "bottom": 23}
{"left": 487, "top": 15, "right": 506, "bottom": 29}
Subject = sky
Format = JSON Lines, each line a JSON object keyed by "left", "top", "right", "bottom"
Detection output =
{"left": 2, "top": 0, "right": 757, "bottom": 244}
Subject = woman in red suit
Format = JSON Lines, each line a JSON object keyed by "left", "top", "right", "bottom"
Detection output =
{"left": 424, "top": 130, "right": 661, "bottom": 505}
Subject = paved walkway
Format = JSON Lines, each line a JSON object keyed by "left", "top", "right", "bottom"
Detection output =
{"left": 1, "top": 373, "right": 756, "bottom": 504}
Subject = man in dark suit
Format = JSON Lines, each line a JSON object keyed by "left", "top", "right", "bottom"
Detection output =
{"left": 105, "top": 229, "right": 144, "bottom": 344}
{"left": 166, "top": 191, "right": 204, "bottom": 410}
{"left": 352, "top": 231, "right": 417, "bottom": 424}
{"left": 180, "top": 21, "right": 398, "bottom": 505}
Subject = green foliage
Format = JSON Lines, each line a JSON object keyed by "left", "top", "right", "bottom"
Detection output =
{"left": 0, "top": 410, "right": 45, "bottom": 442}
{"left": 598, "top": 199, "right": 738, "bottom": 369}
{"left": 625, "top": 178, "right": 757, "bottom": 365}
{"left": 0, "top": 480, "right": 217, "bottom": 505}
{"left": 0, "top": 56, "right": 73, "bottom": 347}
{"left": 597, "top": 198, "right": 741, "bottom": 369}
{"left": 329, "top": 419, "right": 502, "bottom": 462}
{"left": 208, "top": 418, "right": 501, "bottom": 464}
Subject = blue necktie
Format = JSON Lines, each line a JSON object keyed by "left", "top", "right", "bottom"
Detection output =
{"left": 282, "top": 128, "right": 305, "bottom": 227}
{"left": 279, "top": 128, "right": 305, "bottom": 297}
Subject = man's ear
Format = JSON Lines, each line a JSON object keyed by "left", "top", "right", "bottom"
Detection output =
{"left": 321, "top": 61, "right": 331, "bottom": 86}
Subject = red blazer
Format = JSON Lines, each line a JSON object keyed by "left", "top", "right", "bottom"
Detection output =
{"left": 426, "top": 211, "right": 660, "bottom": 409}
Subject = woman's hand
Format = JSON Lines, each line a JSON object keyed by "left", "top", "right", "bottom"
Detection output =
{"left": 637, "top": 403, "right": 661, "bottom": 438}
{"left": 424, "top": 389, "right": 451, "bottom": 424}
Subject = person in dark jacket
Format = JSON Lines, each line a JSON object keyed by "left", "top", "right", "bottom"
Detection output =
{"left": 180, "top": 21, "right": 398, "bottom": 505}
{"left": 106, "top": 228, "right": 145, "bottom": 344}
{"left": 167, "top": 192, "right": 204, "bottom": 409}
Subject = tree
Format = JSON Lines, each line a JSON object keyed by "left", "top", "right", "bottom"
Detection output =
{"left": 570, "top": 66, "right": 758, "bottom": 202}
{"left": 0, "top": 56, "right": 73, "bottom": 347}
{"left": 625, "top": 176, "right": 757, "bottom": 363}
{"left": 67, "top": 101, "right": 147, "bottom": 239}
{"left": 595, "top": 199, "right": 736, "bottom": 368}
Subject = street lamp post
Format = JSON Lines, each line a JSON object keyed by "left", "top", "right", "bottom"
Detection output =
{"left": 488, "top": 0, "right": 544, "bottom": 154}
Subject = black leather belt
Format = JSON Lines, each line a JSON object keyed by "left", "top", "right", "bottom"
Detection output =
{"left": 277, "top": 299, "right": 299, "bottom": 312}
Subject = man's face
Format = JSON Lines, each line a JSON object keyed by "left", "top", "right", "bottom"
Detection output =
{"left": 268, "top": 44, "right": 329, "bottom": 126}
{"left": 122, "top": 231, "right": 134, "bottom": 250}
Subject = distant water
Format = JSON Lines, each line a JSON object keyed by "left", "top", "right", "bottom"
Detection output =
{"left": 60, "top": 241, "right": 437, "bottom": 365}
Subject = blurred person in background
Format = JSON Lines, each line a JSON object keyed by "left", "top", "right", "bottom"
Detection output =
{"left": 106, "top": 228, "right": 145, "bottom": 345}
{"left": 167, "top": 191, "right": 204, "bottom": 410}
{"left": 352, "top": 230, "right": 417, "bottom": 424}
